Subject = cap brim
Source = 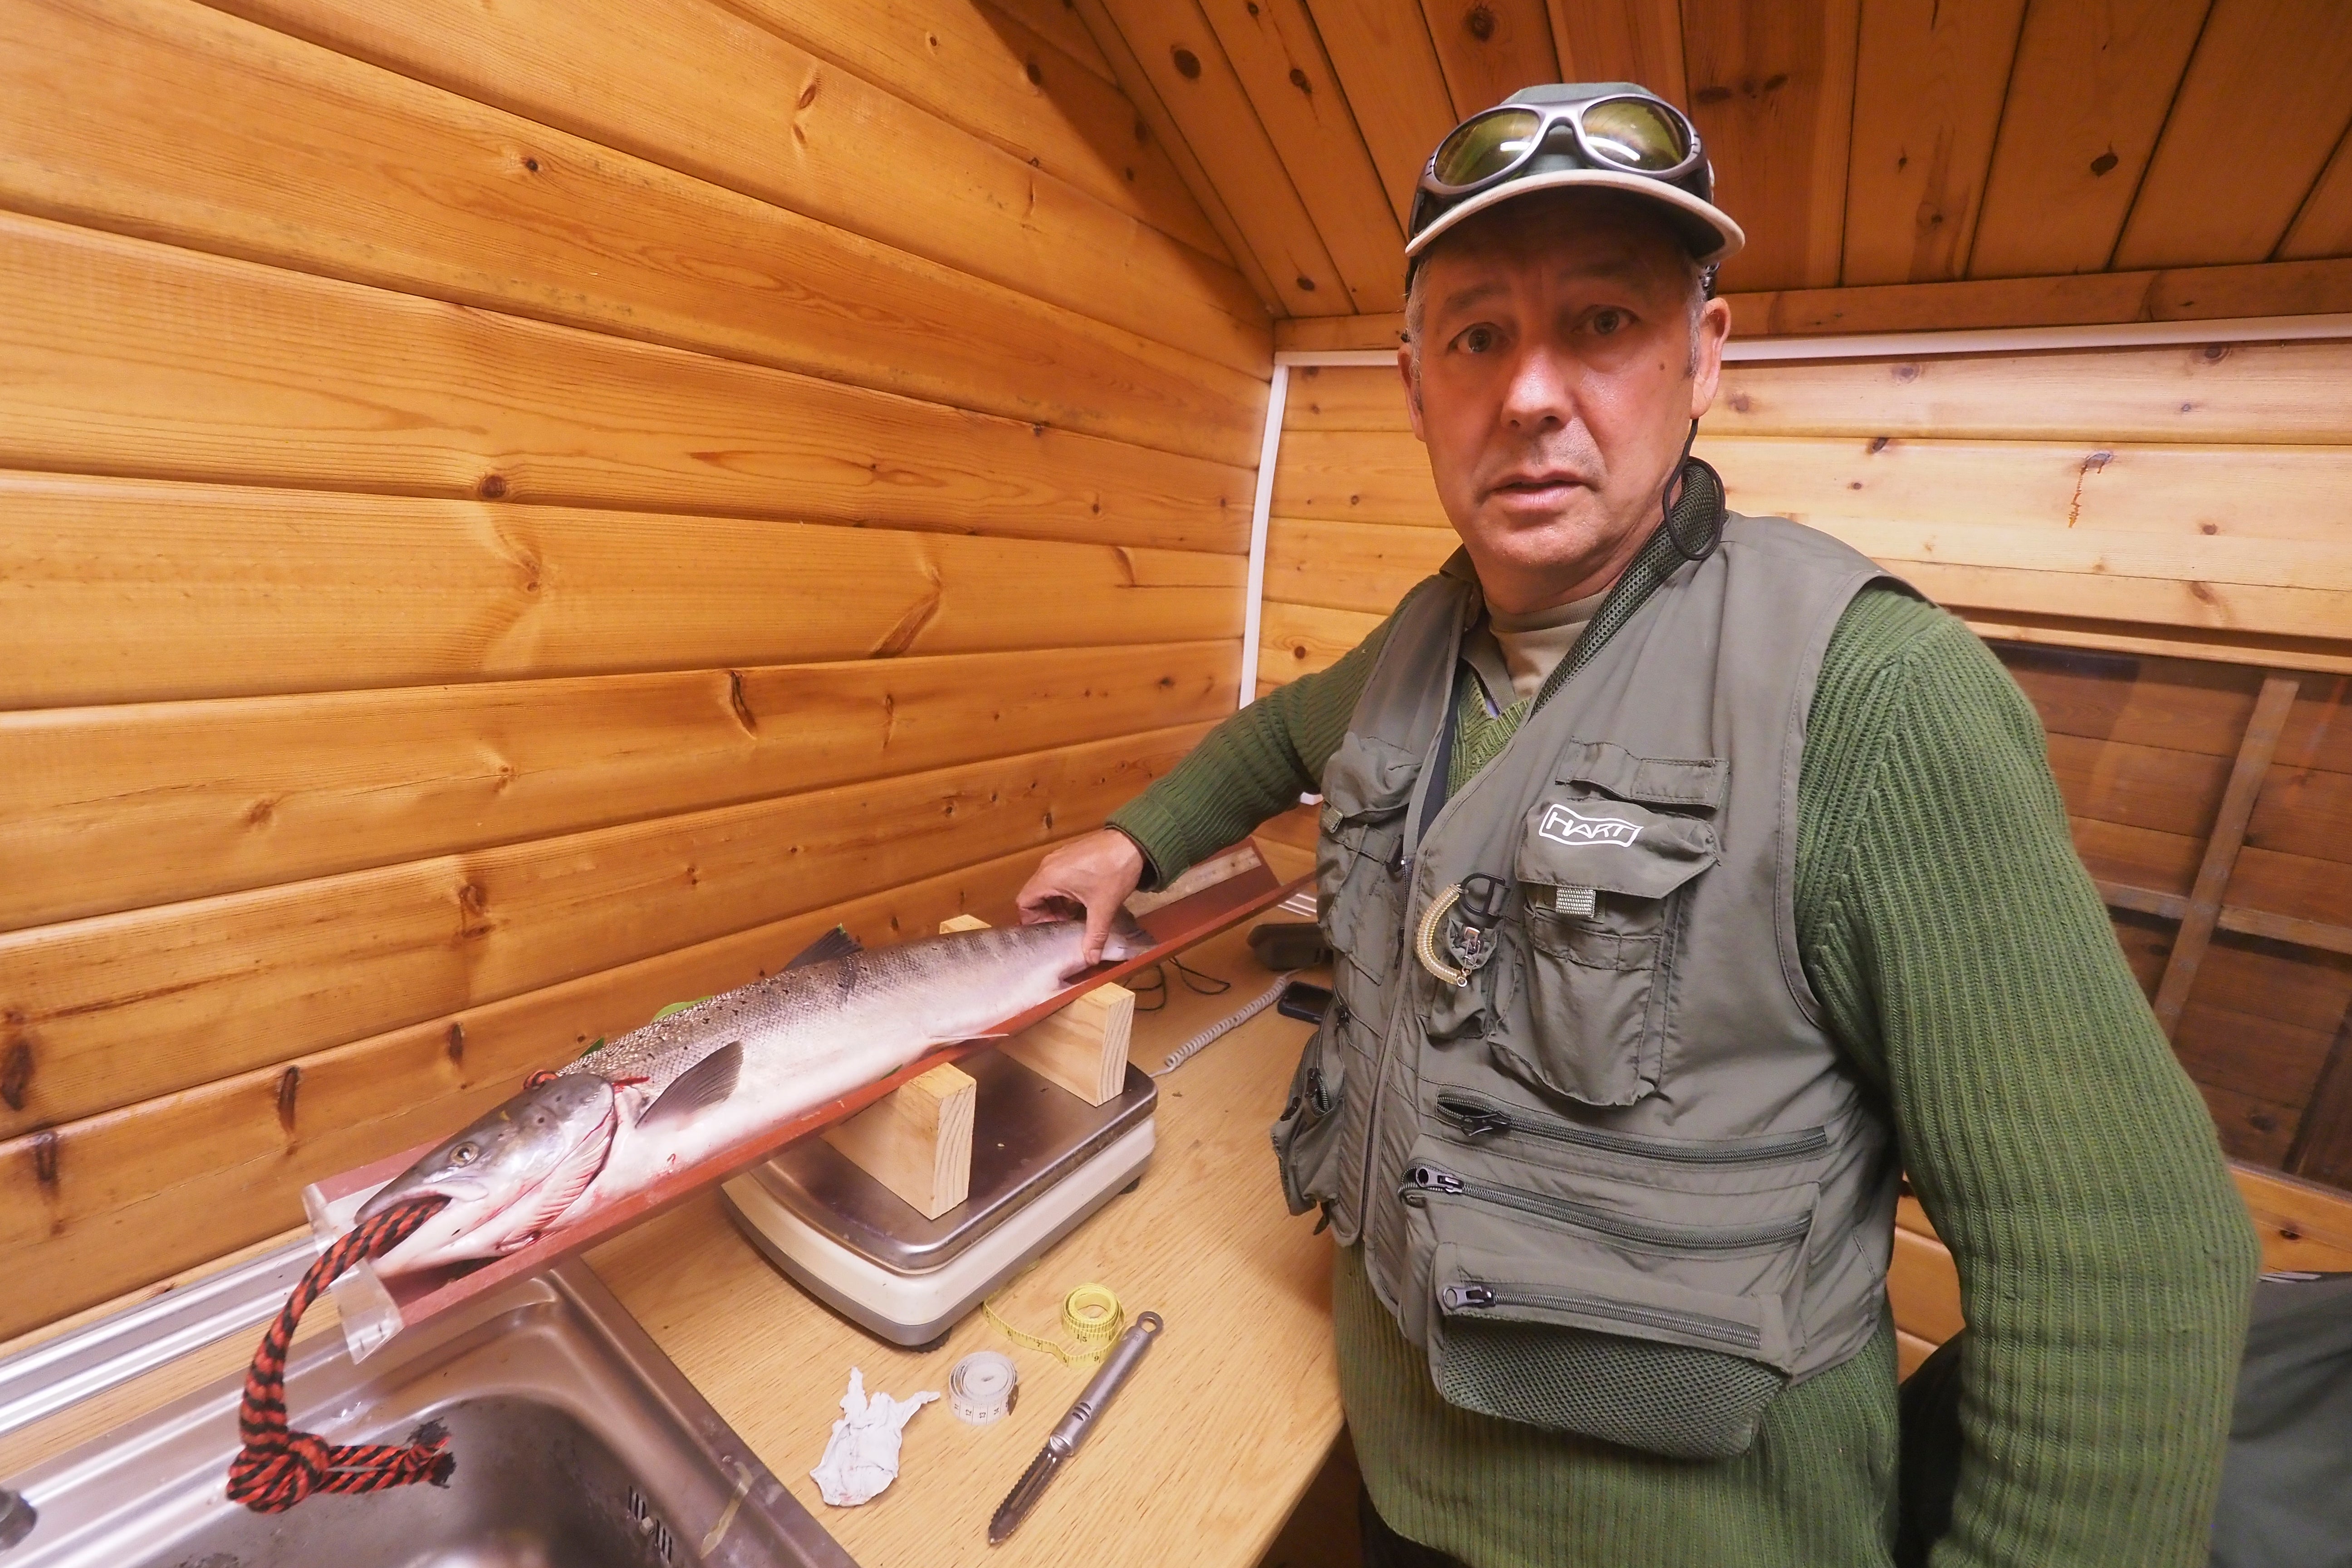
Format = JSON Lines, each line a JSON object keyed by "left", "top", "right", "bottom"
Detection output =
{"left": 1405, "top": 168, "right": 1745, "bottom": 268}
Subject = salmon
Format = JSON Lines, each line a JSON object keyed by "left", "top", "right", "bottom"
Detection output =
{"left": 357, "top": 915, "right": 1153, "bottom": 1274}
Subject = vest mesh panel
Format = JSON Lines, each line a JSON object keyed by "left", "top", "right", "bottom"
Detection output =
{"left": 1434, "top": 1319, "right": 1788, "bottom": 1460}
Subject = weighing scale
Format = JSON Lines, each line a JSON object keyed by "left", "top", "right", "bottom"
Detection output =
{"left": 721, "top": 1047, "right": 1157, "bottom": 1347}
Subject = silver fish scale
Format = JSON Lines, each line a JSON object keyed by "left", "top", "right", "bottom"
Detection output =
{"left": 556, "top": 922, "right": 1079, "bottom": 1091}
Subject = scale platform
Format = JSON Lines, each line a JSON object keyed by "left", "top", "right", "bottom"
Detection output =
{"left": 721, "top": 1048, "right": 1156, "bottom": 1346}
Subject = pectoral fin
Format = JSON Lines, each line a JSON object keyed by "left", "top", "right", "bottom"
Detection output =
{"left": 638, "top": 1040, "right": 743, "bottom": 1131}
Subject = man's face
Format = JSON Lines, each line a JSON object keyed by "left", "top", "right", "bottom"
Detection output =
{"left": 1401, "top": 191, "right": 1730, "bottom": 613}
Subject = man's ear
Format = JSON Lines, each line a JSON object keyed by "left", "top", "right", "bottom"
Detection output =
{"left": 1398, "top": 345, "right": 1426, "bottom": 442}
{"left": 1687, "top": 296, "right": 1733, "bottom": 420}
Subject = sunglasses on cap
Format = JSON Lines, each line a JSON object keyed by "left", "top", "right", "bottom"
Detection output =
{"left": 1421, "top": 93, "right": 1703, "bottom": 197}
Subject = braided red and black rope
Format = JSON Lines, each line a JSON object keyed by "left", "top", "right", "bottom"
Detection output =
{"left": 225, "top": 1192, "right": 455, "bottom": 1513}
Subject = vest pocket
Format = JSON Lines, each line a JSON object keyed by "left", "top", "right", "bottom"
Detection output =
{"left": 1270, "top": 999, "right": 1351, "bottom": 1218}
{"left": 1317, "top": 735, "right": 1420, "bottom": 993}
{"left": 1397, "top": 1146, "right": 1815, "bottom": 1459}
{"left": 1507, "top": 788, "right": 1717, "bottom": 1107}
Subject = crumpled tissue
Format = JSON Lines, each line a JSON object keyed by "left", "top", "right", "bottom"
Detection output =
{"left": 810, "top": 1367, "right": 938, "bottom": 1507}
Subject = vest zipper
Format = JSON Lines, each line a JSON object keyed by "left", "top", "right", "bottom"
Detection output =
{"left": 1431, "top": 1090, "right": 1830, "bottom": 1166}
{"left": 1399, "top": 1164, "right": 1813, "bottom": 1252}
{"left": 1438, "top": 1279, "right": 1764, "bottom": 1353}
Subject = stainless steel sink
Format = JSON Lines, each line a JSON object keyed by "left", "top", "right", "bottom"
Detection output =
{"left": 0, "top": 1262, "right": 853, "bottom": 1568}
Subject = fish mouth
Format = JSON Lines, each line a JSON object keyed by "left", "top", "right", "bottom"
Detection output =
{"left": 361, "top": 1174, "right": 493, "bottom": 1217}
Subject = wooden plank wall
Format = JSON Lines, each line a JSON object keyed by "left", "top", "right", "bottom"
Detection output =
{"left": 1260, "top": 348, "right": 2352, "bottom": 1186}
{"left": 0, "top": 0, "right": 1271, "bottom": 1341}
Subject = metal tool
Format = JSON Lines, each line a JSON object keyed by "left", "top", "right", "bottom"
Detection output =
{"left": 987, "top": 1311, "right": 1164, "bottom": 1545}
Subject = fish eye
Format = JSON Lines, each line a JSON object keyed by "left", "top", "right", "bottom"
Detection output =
{"left": 448, "top": 1142, "right": 480, "bottom": 1167}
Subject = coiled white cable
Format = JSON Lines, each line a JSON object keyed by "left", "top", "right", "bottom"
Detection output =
{"left": 1151, "top": 974, "right": 1296, "bottom": 1078}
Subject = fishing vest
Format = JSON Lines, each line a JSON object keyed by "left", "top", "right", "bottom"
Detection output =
{"left": 1271, "top": 513, "right": 1906, "bottom": 1460}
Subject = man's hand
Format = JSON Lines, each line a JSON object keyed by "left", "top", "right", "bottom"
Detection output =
{"left": 1017, "top": 829, "right": 1146, "bottom": 967}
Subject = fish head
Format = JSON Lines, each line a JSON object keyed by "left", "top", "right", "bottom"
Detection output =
{"left": 358, "top": 1072, "right": 619, "bottom": 1272}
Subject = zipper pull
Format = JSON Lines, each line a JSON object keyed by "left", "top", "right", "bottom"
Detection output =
{"left": 1440, "top": 1283, "right": 1496, "bottom": 1311}
{"left": 1400, "top": 1164, "right": 1465, "bottom": 1197}
{"left": 1434, "top": 1096, "right": 1509, "bottom": 1138}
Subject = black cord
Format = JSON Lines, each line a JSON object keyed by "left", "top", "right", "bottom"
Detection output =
{"left": 1170, "top": 955, "right": 1231, "bottom": 995}
{"left": 1124, "top": 956, "right": 1231, "bottom": 1014}
{"left": 1129, "top": 965, "right": 1168, "bottom": 1013}
{"left": 1661, "top": 422, "right": 1727, "bottom": 564}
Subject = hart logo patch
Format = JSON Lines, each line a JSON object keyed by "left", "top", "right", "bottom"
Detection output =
{"left": 1537, "top": 804, "right": 1644, "bottom": 848}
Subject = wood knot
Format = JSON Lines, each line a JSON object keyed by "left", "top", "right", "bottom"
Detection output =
{"left": 275, "top": 1065, "right": 301, "bottom": 1134}
{"left": 1296, "top": 275, "right": 1316, "bottom": 291}
{"left": 446, "top": 1021, "right": 466, "bottom": 1066}
{"left": 2201, "top": 343, "right": 2229, "bottom": 363}
{"left": 457, "top": 881, "right": 493, "bottom": 936}
{"left": 1890, "top": 363, "right": 1921, "bottom": 382}
{"left": 1693, "top": 85, "right": 1731, "bottom": 105}
{"left": 797, "top": 77, "right": 819, "bottom": 111}
{"left": 523, "top": 156, "right": 540, "bottom": 173}
{"left": 32, "top": 1130, "right": 59, "bottom": 1190}
{"left": 478, "top": 473, "right": 509, "bottom": 500}
{"left": 2089, "top": 148, "right": 2119, "bottom": 177}
{"left": 1728, "top": 391, "right": 1752, "bottom": 413}
{"left": 1289, "top": 67, "right": 1310, "bottom": 93}
{"left": 1465, "top": 4, "right": 1494, "bottom": 41}
{"left": 1025, "top": 56, "right": 1043, "bottom": 86}
{"left": 1171, "top": 46, "right": 1200, "bottom": 78}
{"left": 727, "top": 669, "right": 760, "bottom": 734}
{"left": 1868, "top": 435, "right": 1890, "bottom": 454}
{"left": 1, "top": 1039, "right": 30, "bottom": 1112}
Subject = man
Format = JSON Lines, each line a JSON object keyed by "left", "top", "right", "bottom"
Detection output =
{"left": 1019, "top": 83, "right": 2255, "bottom": 1568}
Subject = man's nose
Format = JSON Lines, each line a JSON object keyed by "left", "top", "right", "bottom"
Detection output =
{"left": 1499, "top": 346, "right": 1578, "bottom": 431}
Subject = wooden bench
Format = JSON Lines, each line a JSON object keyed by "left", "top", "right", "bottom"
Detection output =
{"left": 1890, "top": 1164, "right": 2352, "bottom": 1374}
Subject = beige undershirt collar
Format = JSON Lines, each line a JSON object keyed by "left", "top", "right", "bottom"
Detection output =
{"left": 1461, "top": 587, "right": 1612, "bottom": 712}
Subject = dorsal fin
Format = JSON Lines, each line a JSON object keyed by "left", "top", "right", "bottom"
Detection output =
{"left": 784, "top": 925, "right": 861, "bottom": 970}
{"left": 638, "top": 1041, "right": 742, "bottom": 1131}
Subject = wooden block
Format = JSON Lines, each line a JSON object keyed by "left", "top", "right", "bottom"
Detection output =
{"left": 820, "top": 1061, "right": 976, "bottom": 1220}
{"left": 936, "top": 916, "right": 1132, "bottom": 1104}
{"left": 1003, "top": 984, "right": 1135, "bottom": 1107}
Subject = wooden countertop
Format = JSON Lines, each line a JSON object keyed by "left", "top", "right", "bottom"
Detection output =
{"left": 586, "top": 906, "right": 1340, "bottom": 1568}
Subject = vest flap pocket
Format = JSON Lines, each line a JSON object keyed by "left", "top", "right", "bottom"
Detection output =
{"left": 1321, "top": 732, "right": 1421, "bottom": 820}
{"left": 1515, "top": 794, "right": 1717, "bottom": 900}
{"left": 1425, "top": 1239, "right": 1790, "bottom": 1459}
{"left": 1270, "top": 1000, "right": 1352, "bottom": 1221}
{"left": 1318, "top": 734, "right": 1420, "bottom": 989}
{"left": 1555, "top": 742, "right": 1726, "bottom": 810}
{"left": 1399, "top": 1145, "right": 1816, "bottom": 1458}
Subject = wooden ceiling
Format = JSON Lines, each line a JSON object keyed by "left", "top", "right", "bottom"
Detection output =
{"left": 1060, "top": 0, "right": 2352, "bottom": 328}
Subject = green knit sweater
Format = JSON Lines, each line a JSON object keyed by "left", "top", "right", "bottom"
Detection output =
{"left": 1110, "top": 569, "right": 2257, "bottom": 1567}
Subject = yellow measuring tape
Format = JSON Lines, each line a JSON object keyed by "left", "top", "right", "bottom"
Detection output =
{"left": 983, "top": 1283, "right": 1126, "bottom": 1365}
